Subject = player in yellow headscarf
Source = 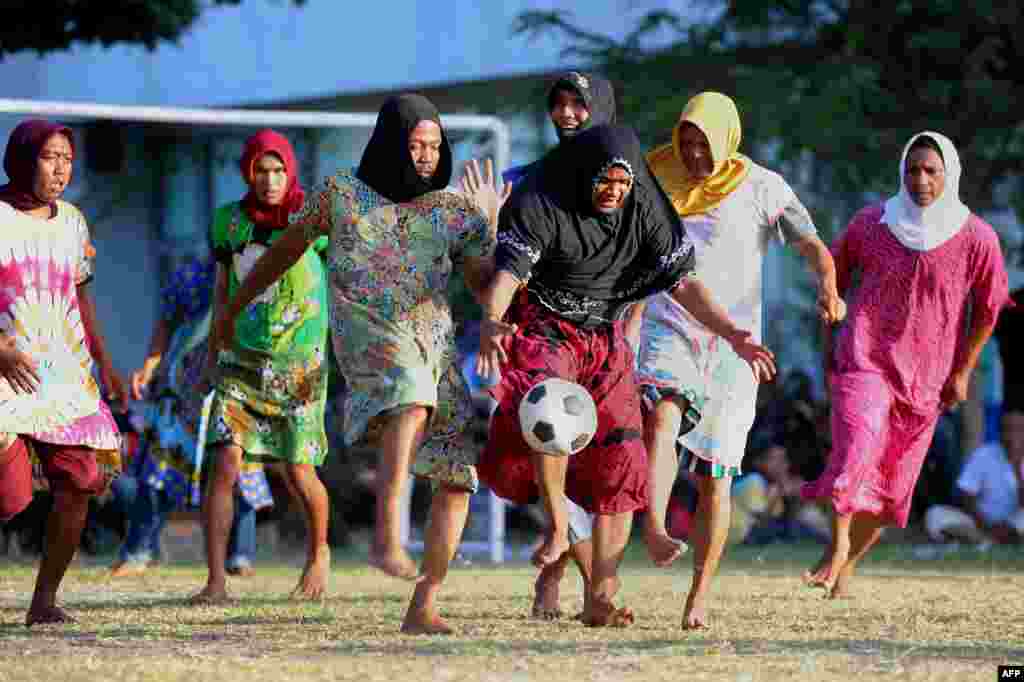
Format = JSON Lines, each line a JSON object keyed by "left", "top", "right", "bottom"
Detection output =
{"left": 637, "top": 92, "right": 845, "bottom": 629}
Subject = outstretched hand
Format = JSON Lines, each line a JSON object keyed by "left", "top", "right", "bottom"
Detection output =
{"left": 476, "top": 317, "right": 518, "bottom": 380}
{"left": 818, "top": 289, "right": 847, "bottom": 325}
{"left": 725, "top": 330, "right": 776, "bottom": 383}
{"left": 460, "top": 158, "right": 511, "bottom": 227}
{"left": 940, "top": 368, "right": 970, "bottom": 412}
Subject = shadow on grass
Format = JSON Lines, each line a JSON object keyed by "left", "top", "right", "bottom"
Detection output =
{"left": 317, "top": 634, "right": 1024, "bottom": 661}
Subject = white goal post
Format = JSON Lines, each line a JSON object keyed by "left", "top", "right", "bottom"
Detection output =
{"left": 0, "top": 97, "right": 511, "bottom": 564}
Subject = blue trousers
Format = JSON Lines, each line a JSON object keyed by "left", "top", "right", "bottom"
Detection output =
{"left": 114, "top": 474, "right": 256, "bottom": 565}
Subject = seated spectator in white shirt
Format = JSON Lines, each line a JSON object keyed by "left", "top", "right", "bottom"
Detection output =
{"left": 925, "top": 410, "right": 1024, "bottom": 545}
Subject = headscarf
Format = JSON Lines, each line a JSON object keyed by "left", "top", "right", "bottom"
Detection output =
{"left": 881, "top": 131, "right": 970, "bottom": 252}
{"left": 356, "top": 94, "right": 452, "bottom": 203}
{"left": 646, "top": 91, "right": 750, "bottom": 216}
{"left": 239, "top": 129, "right": 305, "bottom": 229}
{"left": 546, "top": 71, "right": 617, "bottom": 141}
{"left": 0, "top": 118, "right": 75, "bottom": 213}
{"left": 502, "top": 72, "right": 617, "bottom": 187}
{"left": 497, "top": 124, "right": 695, "bottom": 325}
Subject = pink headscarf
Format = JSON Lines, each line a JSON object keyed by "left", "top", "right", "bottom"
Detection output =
{"left": 0, "top": 118, "right": 75, "bottom": 213}
{"left": 239, "top": 129, "right": 305, "bottom": 229}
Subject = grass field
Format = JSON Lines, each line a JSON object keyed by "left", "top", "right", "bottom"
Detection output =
{"left": 1, "top": 541, "right": 1022, "bottom": 681}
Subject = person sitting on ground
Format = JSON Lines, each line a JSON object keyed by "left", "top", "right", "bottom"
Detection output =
{"left": 924, "top": 409, "right": 1024, "bottom": 547}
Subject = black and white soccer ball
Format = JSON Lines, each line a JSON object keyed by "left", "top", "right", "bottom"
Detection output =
{"left": 518, "top": 378, "right": 598, "bottom": 457}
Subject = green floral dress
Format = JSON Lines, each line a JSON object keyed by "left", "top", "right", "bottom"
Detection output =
{"left": 296, "top": 170, "right": 494, "bottom": 492}
{"left": 207, "top": 202, "right": 330, "bottom": 466}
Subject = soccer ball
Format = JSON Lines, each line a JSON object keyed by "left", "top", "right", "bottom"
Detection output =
{"left": 518, "top": 378, "right": 598, "bottom": 457}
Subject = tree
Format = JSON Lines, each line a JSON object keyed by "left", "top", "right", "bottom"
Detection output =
{"left": 0, "top": 1, "right": 305, "bottom": 58}
{"left": 516, "top": 2, "right": 1024, "bottom": 213}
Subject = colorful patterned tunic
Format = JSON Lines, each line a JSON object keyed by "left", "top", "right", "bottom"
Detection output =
{"left": 207, "top": 202, "right": 330, "bottom": 467}
{"left": 138, "top": 257, "right": 272, "bottom": 509}
{"left": 0, "top": 200, "right": 120, "bottom": 481}
{"left": 296, "top": 169, "right": 494, "bottom": 491}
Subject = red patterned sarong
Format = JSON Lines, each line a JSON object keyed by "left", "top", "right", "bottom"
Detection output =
{"left": 478, "top": 300, "right": 648, "bottom": 515}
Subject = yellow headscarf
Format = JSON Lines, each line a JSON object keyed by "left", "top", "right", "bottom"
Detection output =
{"left": 647, "top": 92, "right": 750, "bottom": 216}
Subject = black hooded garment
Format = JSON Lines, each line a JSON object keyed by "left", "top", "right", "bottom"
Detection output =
{"left": 496, "top": 124, "right": 696, "bottom": 328}
{"left": 503, "top": 72, "right": 618, "bottom": 187}
{"left": 547, "top": 71, "right": 617, "bottom": 141}
{"left": 356, "top": 94, "right": 453, "bottom": 203}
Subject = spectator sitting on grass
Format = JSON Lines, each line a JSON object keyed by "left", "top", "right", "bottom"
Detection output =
{"left": 924, "top": 409, "right": 1024, "bottom": 548}
{"left": 729, "top": 442, "right": 830, "bottom": 546}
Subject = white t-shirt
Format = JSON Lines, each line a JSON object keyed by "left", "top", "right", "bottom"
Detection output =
{"left": 645, "top": 163, "right": 817, "bottom": 344}
{"left": 956, "top": 442, "right": 1022, "bottom": 524}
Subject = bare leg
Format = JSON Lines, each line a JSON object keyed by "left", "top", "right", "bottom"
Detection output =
{"left": 531, "top": 453, "right": 571, "bottom": 568}
{"left": 829, "top": 512, "right": 885, "bottom": 599}
{"left": 191, "top": 444, "right": 243, "bottom": 604}
{"left": 582, "top": 512, "right": 634, "bottom": 627}
{"left": 284, "top": 463, "right": 331, "bottom": 600}
{"left": 804, "top": 511, "right": 851, "bottom": 590}
{"left": 532, "top": 549, "right": 569, "bottom": 619}
{"left": 570, "top": 539, "right": 594, "bottom": 618}
{"left": 642, "top": 398, "right": 688, "bottom": 567}
{"left": 682, "top": 474, "right": 731, "bottom": 630}
{"left": 402, "top": 485, "right": 470, "bottom": 634}
{"left": 371, "top": 407, "right": 428, "bottom": 581}
{"left": 26, "top": 488, "right": 90, "bottom": 626}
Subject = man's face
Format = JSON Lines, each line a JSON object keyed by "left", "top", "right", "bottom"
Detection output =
{"left": 677, "top": 123, "right": 714, "bottom": 180}
{"left": 33, "top": 133, "right": 73, "bottom": 203}
{"left": 408, "top": 120, "right": 443, "bottom": 179}
{"left": 250, "top": 153, "right": 288, "bottom": 206}
{"left": 550, "top": 89, "right": 590, "bottom": 137}
{"left": 592, "top": 165, "right": 632, "bottom": 214}
{"left": 1002, "top": 412, "right": 1024, "bottom": 464}
{"left": 904, "top": 146, "right": 946, "bottom": 207}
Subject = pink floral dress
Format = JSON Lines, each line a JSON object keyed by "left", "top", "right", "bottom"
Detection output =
{"left": 801, "top": 205, "right": 1009, "bottom": 526}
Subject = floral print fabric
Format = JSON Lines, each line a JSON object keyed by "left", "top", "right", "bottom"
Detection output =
{"left": 206, "top": 203, "right": 329, "bottom": 466}
{"left": 296, "top": 169, "right": 493, "bottom": 490}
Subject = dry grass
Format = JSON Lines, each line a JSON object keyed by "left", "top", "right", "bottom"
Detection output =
{"left": 0, "top": 542, "right": 1022, "bottom": 682}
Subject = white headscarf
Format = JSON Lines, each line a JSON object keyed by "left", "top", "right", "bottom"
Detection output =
{"left": 882, "top": 131, "right": 970, "bottom": 252}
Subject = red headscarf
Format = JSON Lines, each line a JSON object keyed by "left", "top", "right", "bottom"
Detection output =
{"left": 0, "top": 118, "right": 75, "bottom": 213}
{"left": 239, "top": 129, "right": 305, "bottom": 229}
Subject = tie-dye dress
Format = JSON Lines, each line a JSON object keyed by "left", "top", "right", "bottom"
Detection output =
{"left": 0, "top": 200, "right": 120, "bottom": 485}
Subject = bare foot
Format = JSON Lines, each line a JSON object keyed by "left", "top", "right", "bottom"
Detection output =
{"left": 826, "top": 561, "right": 855, "bottom": 600}
{"left": 582, "top": 598, "right": 634, "bottom": 628}
{"left": 802, "top": 539, "right": 849, "bottom": 591}
{"left": 369, "top": 547, "right": 421, "bottom": 582}
{"left": 644, "top": 527, "right": 688, "bottom": 568}
{"left": 187, "top": 585, "right": 232, "bottom": 605}
{"left": 401, "top": 606, "right": 454, "bottom": 635}
{"left": 681, "top": 594, "right": 707, "bottom": 630}
{"left": 25, "top": 605, "right": 76, "bottom": 627}
{"left": 531, "top": 557, "right": 567, "bottom": 620}
{"left": 108, "top": 561, "right": 148, "bottom": 578}
{"left": 292, "top": 545, "right": 330, "bottom": 601}
{"left": 531, "top": 528, "right": 570, "bottom": 569}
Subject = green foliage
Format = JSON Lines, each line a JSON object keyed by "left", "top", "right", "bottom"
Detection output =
{"left": 516, "top": 2, "right": 1024, "bottom": 210}
{"left": 0, "top": 1, "right": 305, "bottom": 57}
